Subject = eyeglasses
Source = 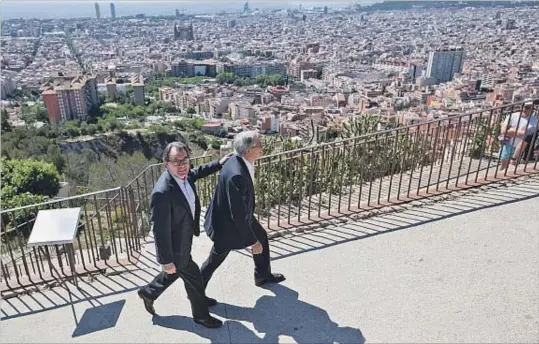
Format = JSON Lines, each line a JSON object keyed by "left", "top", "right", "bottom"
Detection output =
{"left": 166, "top": 157, "right": 189, "bottom": 166}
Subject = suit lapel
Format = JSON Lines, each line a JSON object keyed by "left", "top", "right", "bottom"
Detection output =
{"left": 235, "top": 156, "right": 255, "bottom": 202}
{"left": 167, "top": 171, "right": 194, "bottom": 219}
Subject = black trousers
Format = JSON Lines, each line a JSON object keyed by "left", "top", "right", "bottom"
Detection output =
{"left": 140, "top": 257, "right": 209, "bottom": 319}
{"left": 200, "top": 221, "right": 271, "bottom": 288}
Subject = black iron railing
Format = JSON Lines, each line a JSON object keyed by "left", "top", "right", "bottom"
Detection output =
{"left": 0, "top": 155, "right": 216, "bottom": 292}
{"left": 0, "top": 187, "right": 139, "bottom": 290}
{"left": 250, "top": 100, "right": 538, "bottom": 228}
{"left": 123, "top": 155, "right": 217, "bottom": 234}
{"left": 1, "top": 100, "right": 538, "bottom": 291}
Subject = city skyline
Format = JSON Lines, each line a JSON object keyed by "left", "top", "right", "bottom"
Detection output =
{"left": 0, "top": 1, "right": 371, "bottom": 20}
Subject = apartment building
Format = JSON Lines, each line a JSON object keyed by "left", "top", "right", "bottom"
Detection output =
{"left": 131, "top": 74, "right": 145, "bottom": 106}
{"left": 159, "top": 87, "right": 175, "bottom": 103}
{"left": 229, "top": 101, "right": 255, "bottom": 120}
{"left": 426, "top": 48, "right": 465, "bottom": 84}
{"left": 104, "top": 76, "right": 117, "bottom": 98}
{"left": 1, "top": 77, "right": 18, "bottom": 99}
{"left": 258, "top": 114, "right": 280, "bottom": 133}
{"left": 170, "top": 60, "right": 217, "bottom": 78}
{"left": 219, "top": 61, "right": 286, "bottom": 78}
{"left": 41, "top": 74, "right": 99, "bottom": 122}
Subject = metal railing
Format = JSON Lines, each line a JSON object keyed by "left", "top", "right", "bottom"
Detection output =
{"left": 123, "top": 155, "right": 217, "bottom": 234}
{"left": 0, "top": 155, "right": 216, "bottom": 291}
{"left": 0, "top": 188, "right": 140, "bottom": 290}
{"left": 124, "top": 100, "right": 539, "bottom": 231}
{"left": 1, "top": 100, "right": 538, "bottom": 291}
{"left": 249, "top": 100, "right": 539, "bottom": 228}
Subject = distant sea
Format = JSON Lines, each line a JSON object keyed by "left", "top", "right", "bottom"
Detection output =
{"left": 1, "top": 1, "right": 378, "bottom": 20}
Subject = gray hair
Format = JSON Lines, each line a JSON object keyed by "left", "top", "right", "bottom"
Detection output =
{"left": 162, "top": 141, "right": 190, "bottom": 162}
{"left": 233, "top": 130, "right": 260, "bottom": 157}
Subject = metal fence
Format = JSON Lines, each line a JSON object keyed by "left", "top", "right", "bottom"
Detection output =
{"left": 1, "top": 100, "right": 538, "bottom": 291}
{"left": 0, "top": 155, "right": 216, "bottom": 292}
{"left": 124, "top": 155, "right": 217, "bottom": 234}
{"left": 250, "top": 100, "right": 539, "bottom": 229}
{"left": 0, "top": 188, "right": 140, "bottom": 291}
{"left": 125, "top": 100, "right": 539, "bottom": 231}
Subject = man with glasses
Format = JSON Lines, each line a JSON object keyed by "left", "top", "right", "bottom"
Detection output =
{"left": 137, "top": 141, "right": 231, "bottom": 328}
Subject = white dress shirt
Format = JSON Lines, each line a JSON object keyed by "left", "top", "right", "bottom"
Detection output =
{"left": 240, "top": 157, "right": 255, "bottom": 182}
{"left": 171, "top": 174, "right": 195, "bottom": 218}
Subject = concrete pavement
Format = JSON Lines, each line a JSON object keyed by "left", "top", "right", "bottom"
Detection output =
{"left": 1, "top": 176, "right": 538, "bottom": 343}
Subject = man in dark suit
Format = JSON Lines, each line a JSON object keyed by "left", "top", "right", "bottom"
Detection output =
{"left": 201, "top": 131, "right": 285, "bottom": 299}
{"left": 137, "top": 141, "right": 231, "bottom": 329}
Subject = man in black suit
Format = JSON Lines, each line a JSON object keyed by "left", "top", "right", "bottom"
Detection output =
{"left": 137, "top": 141, "right": 231, "bottom": 329}
{"left": 201, "top": 131, "right": 285, "bottom": 299}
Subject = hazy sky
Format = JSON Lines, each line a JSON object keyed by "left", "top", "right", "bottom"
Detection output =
{"left": 1, "top": 1, "right": 377, "bottom": 20}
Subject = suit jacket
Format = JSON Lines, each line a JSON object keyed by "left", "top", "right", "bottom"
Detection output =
{"left": 151, "top": 160, "right": 222, "bottom": 268}
{"left": 205, "top": 155, "right": 262, "bottom": 250}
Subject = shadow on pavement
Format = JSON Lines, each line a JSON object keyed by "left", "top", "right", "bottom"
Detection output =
{"left": 211, "top": 284, "right": 365, "bottom": 344}
{"left": 72, "top": 299, "right": 126, "bottom": 337}
{"left": 260, "top": 178, "right": 539, "bottom": 262}
{"left": 1, "top": 267, "right": 153, "bottom": 321}
{"left": 152, "top": 315, "right": 262, "bottom": 343}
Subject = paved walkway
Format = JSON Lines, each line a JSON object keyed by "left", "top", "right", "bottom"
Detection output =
{"left": 1, "top": 176, "right": 538, "bottom": 343}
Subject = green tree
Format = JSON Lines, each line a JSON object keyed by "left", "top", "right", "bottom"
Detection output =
{"left": 64, "top": 149, "right": 98, "bottom": 186}
{"left": 20, "top": 103, "right": 48, "bottom": 123}
{"left": 80, "top": 121, "right": 89, "bottom": 136}
{"left": 210, "top": 138, "right": 223, "bottom": 150}
{"left": 269, "top": 74, "right": 284, "bottom": 86}
{"left": 86, "top": 152, "right": 154, "bottom": 191}
{"left": 0, "top": 189, "right": 48, "bottom": 229}
{"left": 1, "top": 108, "right": 11, "bottom": 133}
{"left": 340, "top": 115, "right": 380, "bottom": 138}
{"left": 216, "top": 72, "right": 237, "bottom": 84}
{"left": 88, "top": 123, "right": 98, "bottom": 135}
{"left": 468, "top": 118, "right": 489, "bottom": 159}
{"left": 233, "top": 78, "right": 245, "bottom": 87}
{"left": 172, "top": 120, "right": 187, "bottom": 131}
{"left": 148, "top": 124, "right": 168, "bottom": 134}
{"left": 218, "top": 127, "right": 228, "bottom": 138}
{"left": 189, "top": 132, "right": 208, "bottom": 150}
{"left": 1, "top": 158, "right": 61, "bottom": 197}
{"left": 46, "top": 144, "right": 66, "bottom": 173}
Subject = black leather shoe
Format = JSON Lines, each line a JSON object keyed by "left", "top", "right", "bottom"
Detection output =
{"left": 194, "top": 316, "right": 223, "bottom": 328}
{"left": 255, "top": 273, "right": 286, "bottom": 287}
{"left": 207, "top": 297, "right": 217, "bottom": 307}
{"left": 137, "top": 289, "right": 156, "bottom": 315}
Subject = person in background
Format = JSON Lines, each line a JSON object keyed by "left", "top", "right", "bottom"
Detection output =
{"left": 137, "top": 141, "right": 231, "bottom": 329}
{"left": 509, "top": 101, "right": 538, "bottom": 165}
{"left": 499, "top": 100, "right": 537, "bottom": 169}
{"left": 519, "top": 127, "right": 539, "bottom": 163}
{"left": 201, "top": 131, "right": 285, "bottom": 302}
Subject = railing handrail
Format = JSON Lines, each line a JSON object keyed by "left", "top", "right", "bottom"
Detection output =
{"left": 2, "top": 98, "right": 538, "bottom": 290}
{"left": 258, "top": 98, "right": 538, "bottom": 160}
{"left": 2, "top": 99, "right": 537, "bottom": 216}
{"left": 0, "top": 187, "right": 122, "bottom": 215}
{"left": 124, "top": 163, "right": 163, "bottom": 188}
{"left": 124, "top": 155, "right": 214, "bottom": 188}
